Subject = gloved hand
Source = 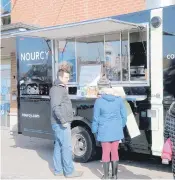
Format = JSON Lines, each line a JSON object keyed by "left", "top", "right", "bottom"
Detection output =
{"left": 62, "top": 123, "right": 69, "bottom": 128}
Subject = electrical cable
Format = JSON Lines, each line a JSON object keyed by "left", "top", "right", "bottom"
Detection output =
{"left": 52, "top": 0, "right": 66, "bottom": 26}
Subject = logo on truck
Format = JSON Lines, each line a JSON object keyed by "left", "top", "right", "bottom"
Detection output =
{"left": 20, "top": 51, "right": 50, "bottom": 61}
{"left": 22, "top": 113, "right": 40, "bottom": 118}
{"left": 167, "top": 53, "right": 175, "bottom": 60}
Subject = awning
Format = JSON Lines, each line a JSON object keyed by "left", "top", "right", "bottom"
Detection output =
{"left": 1, "top": 23, "right": 38, "bottom": 57}
{"left": 1, "top": 18, "right": 146, "bottom": 40}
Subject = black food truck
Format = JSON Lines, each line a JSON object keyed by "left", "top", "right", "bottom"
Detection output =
{"left": 2, "top": 5, "right": 175, "bottom": 163}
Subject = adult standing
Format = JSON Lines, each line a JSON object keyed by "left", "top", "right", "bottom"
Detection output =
{"left": 50, "top": 67, "right": 83, "bottom": 178}
{"left": 92, "top": 88, "right": 127, "bottom": 179}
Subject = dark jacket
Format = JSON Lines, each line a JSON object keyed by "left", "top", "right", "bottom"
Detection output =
{"left": 49, "top": 79, "right": 73, "bottom": 125}
{"left": 91, "top": 94, "right": 127, "bottom": 142}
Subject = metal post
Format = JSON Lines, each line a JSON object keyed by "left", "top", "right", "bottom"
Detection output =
{"left": 104, "top": 34, "right": 106, "bottom": 76}
{"left": 75, "top": 38, "right": 78, "bottom": 83}
{"left": 146, "top": 23, "right": 150, "bottom": 85}
{"left": 120, "top": 32, "right": 122, "bottom": 82}
{"left": 54, "top": 40, "right": 59, "bottom": 80}
{"left": 128, "top": 31, "right": 131, "bottom": 82}
{"left": 51, "top": 40, "right": 55, "bottom": 83}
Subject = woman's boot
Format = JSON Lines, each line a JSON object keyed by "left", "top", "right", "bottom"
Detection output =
{"left": 102, "top": 162, "right": 110, "bottom": 179}
{"left": 111, "top": 161, "right": 118, "bottom": 179}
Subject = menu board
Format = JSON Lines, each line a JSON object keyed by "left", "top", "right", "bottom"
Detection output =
{"left": 79, "top": 65, "right": 102, "bottom": 86}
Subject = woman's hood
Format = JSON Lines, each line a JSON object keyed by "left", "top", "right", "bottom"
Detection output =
{"left": 101, "top": 94, "right": 118, "bottom": 102}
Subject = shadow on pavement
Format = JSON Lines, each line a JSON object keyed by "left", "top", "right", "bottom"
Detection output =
{"left": 80, "top": 149, "right": 171, "bottom": 179}
{"left": 80, "top": 161, "right": 152, "bottom": 179}
{"left": 119, "top": 165, "right": 152, "bottom": 179}
{"left": 10, "top": 132, "right": 55, "bottom": 175}
{"left": 10, "top": 132, "right": 172, "bottom": 179}
{"left": 119, "top": 151, "right": 172, "bottom": 174}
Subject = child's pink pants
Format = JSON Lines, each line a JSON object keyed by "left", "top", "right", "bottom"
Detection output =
{"left": 101, "top": 141, "right": 119, "bottom": 162}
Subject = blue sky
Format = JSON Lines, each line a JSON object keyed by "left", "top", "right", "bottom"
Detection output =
{"left": 1, "top": 0, "right": 11, "bottom": 13}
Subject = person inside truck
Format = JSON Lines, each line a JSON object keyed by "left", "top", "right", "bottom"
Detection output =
{"left": 91, "top": 87, "right": 127, "bottom": 179}
{"left": 49, "top": 62, "right": 83, "bottom": 178}
{"left": 164, "top": 101, "right": 175, "bottom": 179}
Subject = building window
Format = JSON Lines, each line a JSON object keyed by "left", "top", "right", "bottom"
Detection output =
{"left": 1, "top": 0, "right": 11, "bottom": 25}
{"left": 1, "top": 14, "right": 11, "bottom": 25}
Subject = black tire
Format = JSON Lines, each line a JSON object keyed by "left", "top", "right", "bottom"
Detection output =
{"left": 71, "top": 126, "right": 96, "bottom": 163}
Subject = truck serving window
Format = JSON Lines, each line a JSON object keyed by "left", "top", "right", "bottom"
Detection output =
{"left": 105, "top": 30, "right": 148, "bottom": 85}
{"left": 56, "top": 28, "right": 149, "bottom": 86}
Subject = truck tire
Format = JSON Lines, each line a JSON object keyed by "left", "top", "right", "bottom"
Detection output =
{"left": 71, "top": 126, "right": 96, "bottom": 163}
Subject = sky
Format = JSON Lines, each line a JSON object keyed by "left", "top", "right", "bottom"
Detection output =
{"left": 1, "top": 0, "right": 11, "bottom": 13}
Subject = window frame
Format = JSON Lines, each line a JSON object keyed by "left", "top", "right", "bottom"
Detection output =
{"left": 54, "top": 23, "right": 150, "bottom": 87}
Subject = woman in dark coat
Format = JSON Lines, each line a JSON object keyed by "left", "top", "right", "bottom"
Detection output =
{"left": 164, "top": 101, "right": 175, "bottom": 179}
{"left": 92, "top": 88, "right": 127, "bottom": 179}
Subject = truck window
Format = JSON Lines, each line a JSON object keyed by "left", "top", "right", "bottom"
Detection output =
{"left": 130, "top": 31, "right": 147, "bottom": 82}
{"left": 121, "top": 33, "right": 129, "bottom": 81}
{"left": 105, "top": 33, "right": 120, "bottom": 81}
{"left": 58, "top": 40, "right": 76, "bottom": 82}
{"left": 104, "top": 30, "right": 148, "bottom": 84}
{"left": 76, "top": 35, "right": 104, "bottom": 65}
{"left": 56, "top": 26, "right": 149, "bottom": 86}
{"left": 104, "top": 32, "right": 130, "bottom": 82}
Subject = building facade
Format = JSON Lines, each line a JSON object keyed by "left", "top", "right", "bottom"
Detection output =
{"left": 11, "top": 0, "right": 145, "bottom": 27}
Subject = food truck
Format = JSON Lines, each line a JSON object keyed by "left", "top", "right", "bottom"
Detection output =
{"left": 1, "top": 5, "right": 175, "bottom": 163}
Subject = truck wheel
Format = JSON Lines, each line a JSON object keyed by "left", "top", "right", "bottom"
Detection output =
{"left": 71, "top": 126, "right": 96, "bottom": 163}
